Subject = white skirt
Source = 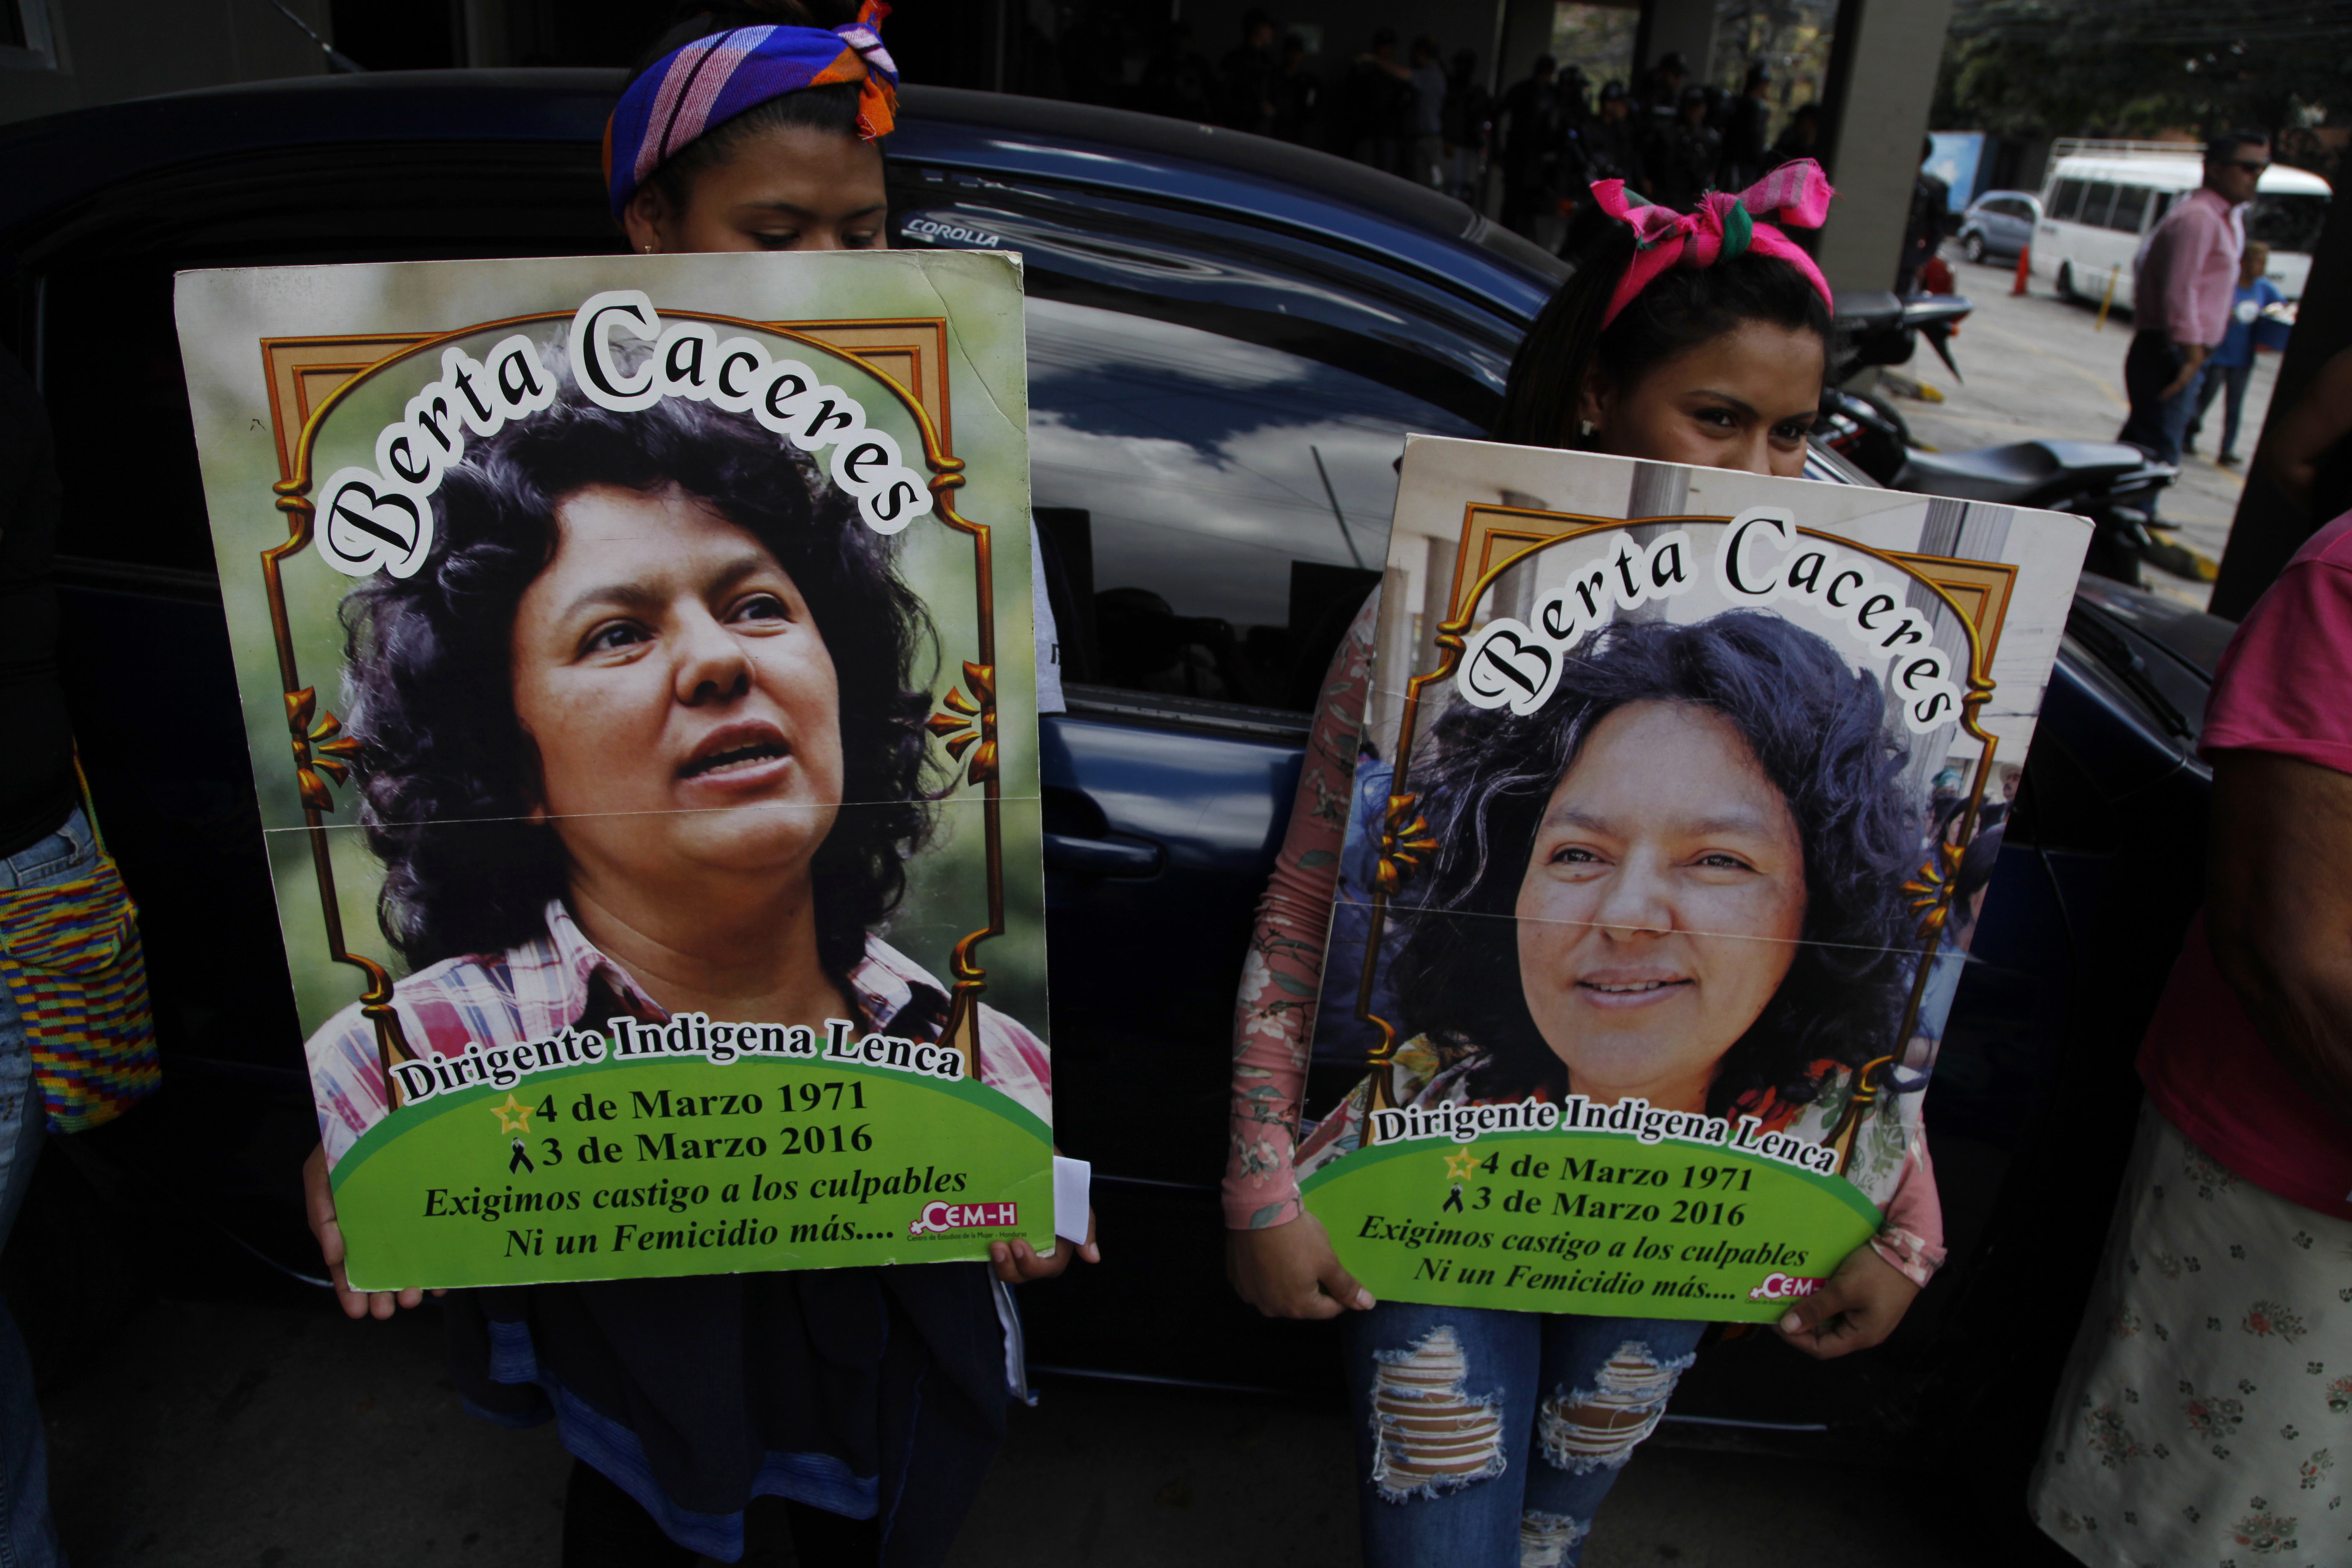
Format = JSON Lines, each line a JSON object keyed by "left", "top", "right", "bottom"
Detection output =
{"left": 2030, "top": 1101, "right": 2352, "bottom": 1568}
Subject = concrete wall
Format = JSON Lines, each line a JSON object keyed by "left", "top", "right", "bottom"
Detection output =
{"left": 0, "top": 0, "right": 334, "bottom": 127}
{"left": 1634, "top": 0, "right": 1714, "bottom": 74}
{"left": 1813, "top": 0, "right": 1953, "bottom": 295}
{"left": 1494, "top": 0, "right": 1554, "bottom": 96}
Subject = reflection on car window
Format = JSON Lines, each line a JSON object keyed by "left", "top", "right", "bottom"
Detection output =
{"left": 1025, "top": 296, "right": 1482, "bottom": 712}
{"left": 2048, "top": 180, "right": 2085, "bottom": 222}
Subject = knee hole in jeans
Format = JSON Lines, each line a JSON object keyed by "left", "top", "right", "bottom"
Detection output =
{"left": 1519, "top": 1507, "right": 1591, "bottom": 1568}
{"left": 1367, "top": 1323, "right": 1508, "bottom": 1503}
{"left": 1537, "top": 1339, "right": 1695, "bottom": 1476}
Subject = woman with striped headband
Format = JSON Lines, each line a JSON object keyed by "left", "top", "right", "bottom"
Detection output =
{"left": 608, "top": 2, "right": 897, "bottom": 257}
{"left": 1224, "top": 162, "right": 1954, "bottom": 1566}
{"left": 296, "top": 8, "right": 1089, "bottom": 1566}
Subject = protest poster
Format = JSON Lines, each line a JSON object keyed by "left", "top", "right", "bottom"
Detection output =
{"left": 1295, "top": 436, "right": 2089, "bottom": 1321}
{"left": 174, "top": 251, "right": 1050, "bottom": 1290}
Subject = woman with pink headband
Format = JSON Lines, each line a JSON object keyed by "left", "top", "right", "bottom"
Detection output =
{"left": 1223, "top": 162, "right": 1945, "bottom": 1566}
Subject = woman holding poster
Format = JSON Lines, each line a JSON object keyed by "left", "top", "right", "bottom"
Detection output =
{"left": 292, "top": 9, "right": 1091, "bottom": 1567}
{"left": 1224, "top": 166, "right": 1948, "bottom": 1566}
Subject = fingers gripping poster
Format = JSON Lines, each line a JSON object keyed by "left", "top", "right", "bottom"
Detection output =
{"left": 1296, "top": 436, "right": 2089, "bottom": 1322}
{"left": 174, "top": 252, "right": 1050, "bottom": 1291}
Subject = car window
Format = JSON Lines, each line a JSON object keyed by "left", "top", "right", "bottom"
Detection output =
{"left": 2048, "top": 179, "right": 2085, "bottom": 222}
{"left": 2078, "top": 183, "right": 2118, "bottom": 227}
{"left": 1024, "top": 296, "right": 1483, "bottom": 713}
{"left": 2108, "top": 184, "right": 2151, "bottom": 233}
{"left": 1991, "top": 198, "right": 2024, "bottom": 220}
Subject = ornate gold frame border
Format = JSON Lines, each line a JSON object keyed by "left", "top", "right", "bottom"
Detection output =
{"left": 1356, "top": 507, "right": 2019, "bottom": 1171}
{"left": 257, "top": 310, "right": 1004, "bottom": 1108}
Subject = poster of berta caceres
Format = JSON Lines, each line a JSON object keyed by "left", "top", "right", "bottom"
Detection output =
{"left": 174, "top": 250, "right": 1052, "bottom": 1291}
{"left": 1294, "top": 435, "right": 2090, "bottom": 1322}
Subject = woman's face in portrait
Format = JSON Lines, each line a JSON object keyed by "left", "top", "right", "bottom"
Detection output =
{"left": 1514, "top": 700, "right": 1808, "bottom": 1109}
{"left": 507, "top": 482, "right": 845, "bottom": 897}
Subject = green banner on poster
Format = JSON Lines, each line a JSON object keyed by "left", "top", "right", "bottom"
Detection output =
{"left": 1301, "top": 1118, "right": 1877, "bottom": 1323}
{"left": 332, "top": 1046, "right": 1052, "bottom": 1291}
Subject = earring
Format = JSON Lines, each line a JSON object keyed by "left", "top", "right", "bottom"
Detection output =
{"left": 642, "top": 243, "right": 655, "bottom": 254}
{"left": 1578, "top": 419, "right": 1597, "bottom": 439}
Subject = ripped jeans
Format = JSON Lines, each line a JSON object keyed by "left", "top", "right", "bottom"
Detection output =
{"left": 1345, "top": 1301, "right": 1705, "bottom": 1568}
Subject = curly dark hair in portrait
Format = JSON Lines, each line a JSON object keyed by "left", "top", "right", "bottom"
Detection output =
{"left": 339, "top": 377, "right": 937, "bottom": 982}
{"left": 1390, "top": 610, "right": 1919, "bottom": 1119}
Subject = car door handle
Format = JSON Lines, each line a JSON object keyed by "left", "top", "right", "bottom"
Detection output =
{"left": 1043, "top": 831, "right": 1163, "bottom": 879}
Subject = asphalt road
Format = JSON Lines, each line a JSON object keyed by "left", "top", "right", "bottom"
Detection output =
{"left": 1899, "top": 251, "right": 2281, "bottom": 612}
{"left": 37, "top": 1283, "right": 2062, "bottom": 1568}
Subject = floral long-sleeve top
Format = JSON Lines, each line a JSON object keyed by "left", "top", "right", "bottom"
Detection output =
{"left": 1220, "top": 597, "right": 1948, "bottom": 1289}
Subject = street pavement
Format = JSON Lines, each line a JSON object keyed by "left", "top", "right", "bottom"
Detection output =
{"left": 1897, "top": 252, "right": 2280, "bottom": 612}
{"left": 45, "top": 1289, "right": 2032, "bottom": 1568}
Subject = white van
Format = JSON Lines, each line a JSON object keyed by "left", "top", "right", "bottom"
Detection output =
{"left": 2030, "top": 138, "right": 2330, "bottom": 310}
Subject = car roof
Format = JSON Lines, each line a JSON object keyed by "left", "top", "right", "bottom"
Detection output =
{"left": 0, "top": 70, "right": 1563, "bottom": 319}
{"left": 2047, "top": 154, "right": 2331, "bottom": 196}
{"left": 1968, "top": 190, "right": 2040, "bottom": 206}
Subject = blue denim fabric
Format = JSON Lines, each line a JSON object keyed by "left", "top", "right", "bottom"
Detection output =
{"left": 0, "top": 808, "right": 95, "bottom": 1568}
{"left": 1346, "top": 1300, "right": 1705, "bottom": 1568}
{"left": 2188, "top": 359, "right": 2256, "bottom": 462}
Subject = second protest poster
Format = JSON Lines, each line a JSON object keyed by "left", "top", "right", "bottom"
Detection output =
{"left": 1297, "top": 436, "right": 2089, "bottom": 1322}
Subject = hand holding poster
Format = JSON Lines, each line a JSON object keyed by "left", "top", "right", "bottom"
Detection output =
{"left": 175, "top": 250, "right": 1050, "bottom": 1291}
{"left": 1297, "top": 436, "right": 2089, "bottom": 1321}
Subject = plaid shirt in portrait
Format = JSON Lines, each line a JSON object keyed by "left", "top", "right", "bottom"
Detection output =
{"left": 306, "top": 899, "right": 1051, "bottom": 1163}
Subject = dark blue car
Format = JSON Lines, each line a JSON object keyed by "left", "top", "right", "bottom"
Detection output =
{"left": 0, "top": 73, "right": 2227, "bottom": 1485}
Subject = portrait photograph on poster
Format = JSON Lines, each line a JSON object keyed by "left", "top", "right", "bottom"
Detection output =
{"left": 1295, "top": 435, "right": 2091, "bottom": 1322}
{"left": 173, "top": 250, "right": 1051, "bottom": 1292}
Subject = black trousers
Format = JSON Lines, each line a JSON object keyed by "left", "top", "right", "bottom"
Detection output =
{"left": 562, "top": 1457, "right": 881, "bottom": 1568}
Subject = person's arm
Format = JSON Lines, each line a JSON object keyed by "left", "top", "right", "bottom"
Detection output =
{"left": 2205, "top": 749, "right": 2352, "bottom": 1132}
{"left": 2153, "top": 210, "right": 2222, "bottom": 398}
{"left": 2160, "top": 343, "right": 2209, "bottom": 402}
{"left": 1224, "top": 597, "right": 1380, "bottom": 1320}
{"left": 1772, "top": 1131, "right": 1942, "bottom": 1359}
{"left": 2260, "top": 345, "right": 2352, "bottom": 508}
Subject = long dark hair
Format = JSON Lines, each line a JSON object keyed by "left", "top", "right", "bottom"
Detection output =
{"left": 631, "top": 2, "right": 872, "bottom": 218}
{"left": 1490, "top": 204, "right": 1836, "bottom": 449}
{"left": 1391, "top": 611, "right": 1919, "bottom": 1118}
{"left": 340, "top": 379, "right": 938, "bottom": 983}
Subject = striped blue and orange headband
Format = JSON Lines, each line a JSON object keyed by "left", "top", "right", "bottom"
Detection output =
{"left": 604, "top": 1, "right": 898, "bottom": 221}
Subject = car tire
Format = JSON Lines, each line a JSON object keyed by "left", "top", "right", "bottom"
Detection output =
{"left": 1964, "top": 232, "right": 1986, "bottom": 264}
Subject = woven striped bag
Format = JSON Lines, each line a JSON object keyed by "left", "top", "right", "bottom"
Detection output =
{"left": 0, "top": 831, "right": 160, "bottom": 1134}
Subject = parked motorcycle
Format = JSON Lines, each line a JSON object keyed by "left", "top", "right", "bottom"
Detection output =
{"left": 1816, "top": 291, "right": 2180, "bottom": 586}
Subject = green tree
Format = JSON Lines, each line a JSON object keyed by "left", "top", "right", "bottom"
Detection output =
{"left": 1936, "top": 0, "right": 2352, "bottom": 171}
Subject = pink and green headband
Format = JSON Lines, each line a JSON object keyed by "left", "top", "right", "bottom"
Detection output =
{"left": 604, "top": 1, "right": 898, "bottom": 222}
{"left": 1590, "top": 160, "right": 1836, "bottom": 328}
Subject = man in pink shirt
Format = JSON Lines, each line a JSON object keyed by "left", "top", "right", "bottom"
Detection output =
{"left": 2117, "top": 130, "right": 2267, "bottom": 465}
